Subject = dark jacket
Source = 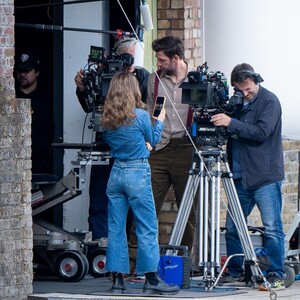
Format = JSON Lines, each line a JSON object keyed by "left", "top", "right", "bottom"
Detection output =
{"left": 227, "top": 85, "right": 284, "bottom": 189}
{"left": 16, "top": 84, "right": 54, "bottom": 174}
{"left": 76, "top": 67, "right": 150, "bottom": 113}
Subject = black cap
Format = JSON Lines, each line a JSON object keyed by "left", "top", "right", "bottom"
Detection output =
{"left": 15, "top": 51, "right": 40, "bottom": 72}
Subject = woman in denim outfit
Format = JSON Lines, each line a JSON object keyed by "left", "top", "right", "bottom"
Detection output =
{"left": 102, "top": 71, "right": 179, "bottom": 295}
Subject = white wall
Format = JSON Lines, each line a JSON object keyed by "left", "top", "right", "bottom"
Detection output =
{"left": 202, "top": 0, "right": 300, "bottom": 139}
{"left": 62, "top": 0, "right": 109, "bottom": 232}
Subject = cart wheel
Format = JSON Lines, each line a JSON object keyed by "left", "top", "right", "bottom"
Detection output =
{"left": 88, "top": 249, "right": 109, "bottom": 278}
{"left": 284, "top": 264, "right": 295, "bottom": 288}
{"left": 286, "top": 256, "right": 300, "bottom": 275}
{"left": 55, "top": 251, "right": 89, "bottom": 282}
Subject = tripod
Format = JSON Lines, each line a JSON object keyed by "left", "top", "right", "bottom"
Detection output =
{"left": 168, "top": 145, "right": 266, "bottom": 290}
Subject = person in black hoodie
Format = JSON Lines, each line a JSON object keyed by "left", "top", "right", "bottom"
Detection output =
{"left": 15, "top": 50, "right": 53, "bottom": 174}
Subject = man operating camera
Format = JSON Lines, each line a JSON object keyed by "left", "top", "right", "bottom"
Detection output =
{"left": 211, "top": 63, "right": 285, "bottom": 291}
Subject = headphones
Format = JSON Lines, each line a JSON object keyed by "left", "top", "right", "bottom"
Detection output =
{"left": 237, "top": 69, "right": 264, "bottom": 84}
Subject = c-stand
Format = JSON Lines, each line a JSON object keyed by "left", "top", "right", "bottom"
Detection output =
{"left": 168, "top": 145, "right": 271, "bottom": 292}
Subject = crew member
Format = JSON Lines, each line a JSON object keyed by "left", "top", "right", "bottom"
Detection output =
{"left": 15, "top": 50, "right": 53, "bottom": 174}
{"left": 211, "top": 63, "right": 285, "bottom": 291}
{"left": 147, "top": 36, "right": 197, "bottom": 253}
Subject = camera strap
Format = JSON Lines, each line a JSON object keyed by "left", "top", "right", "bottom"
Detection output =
{"left": 154, "top": 70, "right": 193, "bottom": 129}
{"left": 154, "top": 70, "right": 161, "bottom": 101}
{"left": 186, "top": 107, "right": 193, "bottom": 129}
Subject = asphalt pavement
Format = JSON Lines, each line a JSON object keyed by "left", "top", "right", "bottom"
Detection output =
{"left": 28, "top": 274, "right": 300, "bottom": 300}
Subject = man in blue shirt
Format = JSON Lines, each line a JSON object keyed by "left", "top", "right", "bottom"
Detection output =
{"left": 210, "top": 63, "right": 285, "bottom": 291}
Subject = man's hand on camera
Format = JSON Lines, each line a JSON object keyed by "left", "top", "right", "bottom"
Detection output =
{"left": 74, "top": 69, "right": 86, "bottom": 92}
{"left": 210, "top": 113, "right": 230, "bottom": 127}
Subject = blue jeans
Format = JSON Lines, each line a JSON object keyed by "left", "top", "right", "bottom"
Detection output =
{"left": 106, "top": 158, "right": 160, "bottom": 274}
{"left": 225, "top": 179, "right": 285, "bottom": 279}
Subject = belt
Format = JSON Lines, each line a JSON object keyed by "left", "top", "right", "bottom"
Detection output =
{"left": 169, "top": 137, "right": 191, "bottom": 144}
{"left": 115, "top": 158, "right": 148, "bottom": 163}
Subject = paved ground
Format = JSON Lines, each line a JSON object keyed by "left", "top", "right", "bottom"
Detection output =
{"left": 28, "top": 274, "right": 300, "bottom": 300}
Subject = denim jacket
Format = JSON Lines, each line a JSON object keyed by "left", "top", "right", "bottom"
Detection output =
{"left": 104, "top": 108, "right": 164, "bottom": 160}
{"left": 227, "top": 85, "right": 284, "bottom": 189}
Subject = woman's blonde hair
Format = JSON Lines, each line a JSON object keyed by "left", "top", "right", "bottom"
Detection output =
{"left": 102, "top": 71, "right": 145, "bottom": 129}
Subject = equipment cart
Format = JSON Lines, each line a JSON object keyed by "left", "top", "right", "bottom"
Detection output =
{"left": 31, "top": 148, "right": 110, "bottom": 282}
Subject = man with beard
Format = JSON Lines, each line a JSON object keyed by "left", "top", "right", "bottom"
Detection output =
{"left": 146, "top": 36, "right": 197, "bottom": 254}
{"left": 15, "top": 50, "right": 53, "bottom": 174}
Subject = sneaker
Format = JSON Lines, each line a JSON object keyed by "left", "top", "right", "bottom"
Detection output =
{"left": 259, "top": 274, "right": 285, "bottom": 291}
{"left": 218, "top": 272, "right": 245, "bottom": 285}
{"left": 143, "top": 272, "right": 179, "bottom": 295}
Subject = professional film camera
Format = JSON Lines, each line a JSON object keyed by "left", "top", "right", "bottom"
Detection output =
{"left": 82, "top": 45, "right": 134, "bottom": 111}
{"left": 180, "top": 62, "right": 244, "bottom": 146}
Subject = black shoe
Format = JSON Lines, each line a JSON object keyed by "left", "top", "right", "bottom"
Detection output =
{"left": 143, "top": 272, "right": 179, "bottom": 295}
{"left": 190, "top": 267, "right": 203, "bottom": 277}
{"left": 218, "top": 272, "right": 245, "bottom": 285}
{"left": 111, "top": 272, "right": 126, "bottom": 294}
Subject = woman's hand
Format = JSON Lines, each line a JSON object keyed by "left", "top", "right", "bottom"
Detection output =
{"left": 145, "top": 142, "right": 153, "bottom": 151}
{"left": 155, "top": 108, "right": 166, "bottom": 122}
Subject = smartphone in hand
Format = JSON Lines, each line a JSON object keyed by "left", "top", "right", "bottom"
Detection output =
{"left": 153, "top": 96, "right": 166, "bottom": 117}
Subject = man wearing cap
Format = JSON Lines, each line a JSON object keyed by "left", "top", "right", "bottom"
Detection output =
{"left": 15, "top": 50, "right": 54, "bottom": 174}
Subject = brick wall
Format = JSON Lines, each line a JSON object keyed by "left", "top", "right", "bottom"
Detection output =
{"left": 159, "top": 139, "right": 300, "bottom": 244}
{"left": 157, "top": 0, "right": 201, "bottom": 67}
{"left": 0, "top": 0, "right": 33, "bottom": 299}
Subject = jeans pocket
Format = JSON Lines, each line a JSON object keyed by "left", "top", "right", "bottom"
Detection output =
{"left": 125, "top": 167, "right": 148, "bottom": 190}
{"left": 107, "top": 166, "right": 120, "bottom": 194}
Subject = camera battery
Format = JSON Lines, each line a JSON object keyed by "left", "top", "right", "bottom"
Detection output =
{"left": 158, "top": 245, "right": 190, "bottom": 289}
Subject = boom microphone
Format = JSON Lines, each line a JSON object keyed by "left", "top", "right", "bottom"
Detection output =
{"left": 140, "top": 1, "right": 153, "bottom": 31}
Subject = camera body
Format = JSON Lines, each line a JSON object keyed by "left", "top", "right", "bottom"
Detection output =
{"left": 180, "top": 62, "right": 244, "bottom": 146}
{"left": 81, "top": 46, "right": 135, "bottom": 147}
{"left": 82, "top": 46, "right": 134, "bottom": 111}
{"left": 180, "top": 62, "right": 229, "bottom": 109}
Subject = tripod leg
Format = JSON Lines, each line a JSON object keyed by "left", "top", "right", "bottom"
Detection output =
{"left": 222, "top": 160, "right": 260, "bottom": 278}
{"left": 168, "top": 161, "right": 199, "bottom": 247}
{"left": 199, "top": 156, "right": 222, "bottom": 289}
{"left": 210, "top": 158, "right": 221, "bottom": 277}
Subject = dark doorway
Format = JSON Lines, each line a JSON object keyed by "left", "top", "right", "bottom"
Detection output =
{"left": 109, "top": 0, "right": 140, "bottom": 48}
{"left": 14, "top": 0, "right": 64, "bottom": 175}
{"left": 14, "top": 0, "right": 63, "bottom": 225}
{"left": 14, "top": 1, "right": 54, "bottom": 80}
